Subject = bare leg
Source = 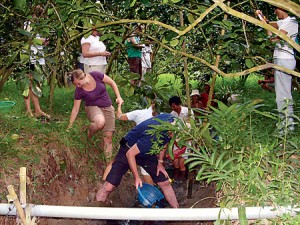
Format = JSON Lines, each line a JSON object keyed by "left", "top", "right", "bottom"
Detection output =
{"left": 179, "top": 157, "right": 186, "bottom": 172}
{"left": 142, "top": 175, "right": 154, "bottom": 185}
{"left": 96, "top": 181, "right": 115, "bottom": 202}
{"left": 88, "top": 114, "right": 105, "bottom": 139}
{"left": 102, "top": 131, "right": 114, "bottom": 180}
{"left": 29, "top": 89, "right": 50, "bottom": 118}
{"left": 173, "top": 158, "right": 179, "bottom": 169}
{"left": 157, "top": 180, "right": 179, "bottom": 208}
{"left": 24, "top": 96, "right": 34, "bottom": 117}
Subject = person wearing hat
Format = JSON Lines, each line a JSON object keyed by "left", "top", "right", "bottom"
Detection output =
{"left": 81, "top": 28, "right": 111, "bottom": 74}
{"left": 190, "top": 89, "right": 203, "bottom": 118}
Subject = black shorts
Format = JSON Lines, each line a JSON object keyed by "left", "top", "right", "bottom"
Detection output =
{"left": 105, "top": 139, "right": 168, "bottom": 186}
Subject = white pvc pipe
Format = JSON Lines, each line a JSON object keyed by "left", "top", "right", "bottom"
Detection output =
{"left": 0, "top": 204, "right": 298, "bottom": 221}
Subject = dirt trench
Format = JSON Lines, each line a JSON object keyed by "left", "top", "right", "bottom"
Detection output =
{"left": 1, "top": 136, "right": 217, "bottom": 225}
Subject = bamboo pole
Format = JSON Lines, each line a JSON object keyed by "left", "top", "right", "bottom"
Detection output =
{"left": 7, "top": 185, "right": 27, "bottom": 225}
{"left": 20, "top": 167, "right": 26, "bottom": 205}
{"left": 179, "top": 11, "right": 190, "bottom": 109}
{"left": 207, "top": 2, "right": 229, "bottom": 109}
{"left": 179, "top": 10, "right": 194, "bottom": 199}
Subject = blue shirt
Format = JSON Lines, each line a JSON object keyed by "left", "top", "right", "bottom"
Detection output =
{"left": 124, "top": 113, "right": 175, "bottom": 156}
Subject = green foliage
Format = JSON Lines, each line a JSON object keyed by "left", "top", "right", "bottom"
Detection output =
{"left": 185, "top": 100, "right": 300, "bottom": 211}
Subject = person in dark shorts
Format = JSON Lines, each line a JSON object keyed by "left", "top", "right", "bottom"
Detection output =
{"left": 96, "top": 113, "right": 179, "bottom": 208}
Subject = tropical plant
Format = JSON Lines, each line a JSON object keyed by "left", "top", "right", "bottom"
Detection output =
{"left": 185, "top": 100, "right": 299, "bottom": 212}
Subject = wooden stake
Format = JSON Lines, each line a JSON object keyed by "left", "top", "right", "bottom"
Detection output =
{"left": 20, "top": 167, "right": 27, "bottom": 205}
{"left": 7, "top": 185, "right": 27, "bottom": 225}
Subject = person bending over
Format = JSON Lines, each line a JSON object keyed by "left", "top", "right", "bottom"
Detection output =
{"left": 96, "top": 113, "right": 179, "bottom": 208}
{"left": 116, "top": 101, "right": 157, "bottom": 185}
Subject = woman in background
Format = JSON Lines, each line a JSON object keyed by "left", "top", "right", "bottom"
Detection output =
{"left": 81, "top": 28, "right": 111, "bottom": 73}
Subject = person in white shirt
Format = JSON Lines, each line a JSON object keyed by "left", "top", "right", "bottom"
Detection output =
{"left": 168, "top": 96, "right": 192, "bottom": 176}
{"left": 22, "top": 5, "right": 50, "bottom": 119}
{"left": 256, "top": 8, "right": 298, "bottom": 132}
{"left": 141, "top": 41, "right": 153, "bottom": 80}
{"left": 116, "top": 101, "right": 157, "bottom": 185}
{"left": 81, "top": 28, "right": 111, "bottom": 73}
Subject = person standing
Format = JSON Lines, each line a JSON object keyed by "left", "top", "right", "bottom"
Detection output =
{"left": 125, "top": 25, "right": 143, "bottom": 84}
{"left": 96, "top": 113, "right": 179, "bottom": 208}
{"left": 141, "top": 40, "right": 153, "bottom": 80}
{"left": 68, "top": 69, "right": 123, "bottom": 180}
{"left": 256, "top": 8, "right": 298, "bottom": 132}
{"left": 81, "top": 28, "right": 111, "bottom": 73}
{"left": 22, "top": 5, "right": 50, "bottom": 119}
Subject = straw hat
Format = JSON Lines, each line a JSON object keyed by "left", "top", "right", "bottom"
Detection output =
{"left": 190, "top": 89, "right": 200, "bottom": 97}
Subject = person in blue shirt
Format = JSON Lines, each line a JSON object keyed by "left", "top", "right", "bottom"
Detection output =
{"left": 96, "top": 113, "right": 179, "bottom": 208}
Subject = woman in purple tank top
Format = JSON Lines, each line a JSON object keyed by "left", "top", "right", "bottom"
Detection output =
{"left": 68, "top": 69, "right": 123, "bottom": 180}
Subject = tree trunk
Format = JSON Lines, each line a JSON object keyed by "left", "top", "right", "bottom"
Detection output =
{"left": 49, "top": 37, "right": 61, "bottom": 112}
{"left": 0, "top": 67, "right": 14, "bottom": 92}
{"left": 106, "top": 32, "right": 128, "bottom": 77}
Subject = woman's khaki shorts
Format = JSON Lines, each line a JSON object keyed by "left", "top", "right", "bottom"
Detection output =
{"left": 85, "top": 105, "right": 115, "bottom": 132}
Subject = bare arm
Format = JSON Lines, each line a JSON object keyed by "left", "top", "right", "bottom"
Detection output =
{"left": 102, "top": 74, "right": 124, "bottom": 105}
{"left": 81, "top": 43, "right": 111, "bottom": 58}
{"left": 270, "top": 29, "right": 288, "bottom": 42}
{"left": 129, "top": 37, "right": 143, "bottom": 49}
{"left": 116, "top": 103, "right": 129, "bottom": 121}
{"left": 255, "top": 10, "right": 276, "bottom": 36}
{"left": 126, "top": 144, "right": 143, "bottom": 189}
{"left": 156, "top": 144, "right": 169, "bottom": 178}
{"left": 68, "top": 99, "right": 81, "bottom": 128}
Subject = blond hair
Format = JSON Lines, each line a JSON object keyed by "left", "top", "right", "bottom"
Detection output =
{"left": 70, "top": 69, "right": 85, "bottom": 82}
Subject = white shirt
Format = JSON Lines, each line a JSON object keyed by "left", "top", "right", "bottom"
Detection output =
{"left": 30, "top": 34, "right": 45, "bottom": 65}
{"left": 126, "top": 106, "right": 153, "bottom": 125}
{"left": 24, "top": 22, "right": 45, "bottom": 65}
{"left": 171, "top": 106, "right": 190, "bottom": 120}
{"left": 142, "top": 45, "right": 152, "bottom": 68}
{"left": 81, "top": 35, "right": 107, "bottom": 65}
{"left": 78, "top": 53, "right": 85, "bottom": 64}
{"left": 274, "top": 16, "right": 298, "bottom": 59}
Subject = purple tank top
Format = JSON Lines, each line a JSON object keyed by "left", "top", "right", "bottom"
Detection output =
{"left": 74, "top": 71, "right": 112, "bottom": 107}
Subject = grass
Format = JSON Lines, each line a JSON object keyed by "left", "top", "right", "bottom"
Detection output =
{"left": 0, "top": 74, "right": 299, "bottom": 217}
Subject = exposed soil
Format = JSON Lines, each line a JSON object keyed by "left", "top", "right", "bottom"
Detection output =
{"left": 0, "top": 129, "right": 217, "bottom": 225}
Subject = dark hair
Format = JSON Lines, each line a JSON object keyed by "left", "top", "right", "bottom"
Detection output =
{"left": 169, "top": 96, "right": 181, "bottom": 106}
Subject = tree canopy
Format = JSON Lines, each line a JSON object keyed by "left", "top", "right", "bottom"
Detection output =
{"left": 1, "top": 0, "right": 300, "bottom": 95}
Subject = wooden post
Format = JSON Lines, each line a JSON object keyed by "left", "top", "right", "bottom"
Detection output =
{"left": 7, "top": 185, "right": 27, "bottom": 225}
{"left": 20, "top": 167, "right": 26, "bottom": 205}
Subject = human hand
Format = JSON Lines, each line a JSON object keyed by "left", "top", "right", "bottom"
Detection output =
{"left": 135, "top": 176, "right": 143, "bottom": 190}
{"left": 116, "top": 97, "right": 124, "bottom": 106}
{"left": 66, "top": 123, "right": 73, "bottom": 132}
{"left": 156, "top": 162, "right": 169, "bottom": 178}
{"left": 255, "top": 10, "right": 269, "bottom": 23}
{"left": 100, "top": 51, "right": 111, "bottom": 57}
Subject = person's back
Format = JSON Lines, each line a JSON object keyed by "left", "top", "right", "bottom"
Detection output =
{"left": 124, "top": 113, "right": 174, "bottom": 155}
